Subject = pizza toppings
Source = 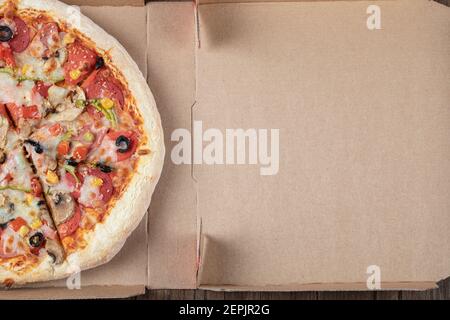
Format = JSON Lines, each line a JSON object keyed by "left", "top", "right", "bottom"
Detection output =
{"left": 107, "top": 130, "right": 138, "bottom": 162}
{"left": 0, "top": 44, "right": 15, "bottom": 67}
{"left": 94, "top": 56, "right": 104, "bottom": 70}
{"left": 64, "top": 40, "right": 97, "bottom": 85}
{"left": 0, "top": 25, "right": 13, "bottom": 42}
{"left": 57, "top": 205, "right": 81, "bottom": 239}
{"left": 83, "top": 68, "right": 124, "bottom": 108}
{"left": 96, "top": 162, "right": 113, "bottom": 173}
{"left": 24, "top": 139, "right": 43, "bottom": 154}
{"left": 49, "top": 192, "right": 75, "bottom": 226}
{"left": 28, "top": 232, "right": 44, "bottom": 248}
{"left": 8, "top": 17, "right": 30, "bottom": 53}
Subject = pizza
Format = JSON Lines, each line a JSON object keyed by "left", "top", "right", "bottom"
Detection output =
{"left": 0, "top": 0, "right": 164, "bottom": 286}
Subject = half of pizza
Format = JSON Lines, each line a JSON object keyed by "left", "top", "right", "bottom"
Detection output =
{"left": 0, "top": 0, "right": 164, "bottom": 286}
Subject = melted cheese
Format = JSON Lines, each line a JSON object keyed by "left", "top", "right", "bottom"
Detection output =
{"left": 88, "top": 137, "right": 118, "bottom": 163}
{"left": 15, "top": 53, "right": 65, "bottom": 84}
{"left": 0, "top": 73, "right": 43, "bottom": 107}
{"left": 78, "top": 176, "right": 102, "bottom": 207}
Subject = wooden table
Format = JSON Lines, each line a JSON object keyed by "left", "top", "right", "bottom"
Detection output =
{"left": 134, "top": 0, "right": 449, "bottom": 301}
{"left": 133, "top": 278, "right": 450, "bottom": 300}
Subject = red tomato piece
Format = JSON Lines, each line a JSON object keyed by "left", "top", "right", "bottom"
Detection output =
{"left": 57, "top": 140, "right": 70, "bottom": 157}
{"left": 9, "top": 17, "right": 31, "bottom": 53}
{"left": 106, "top": 130, "right": 138, "bottom": 162}
{"left": 9, "top": 217, "right": 27, "bottom": 232}
{"left": 64, "top": 40, "right": 97, "bottom": 85}
{"left": 82, "top": 68, "right": 124, "bottom": 108}
{"left": 21, "top": 105, "right": 40, "bottom": 119}
{"left": 72, "top": 145, "right": 89, "bottom": 161}
{"left": 6, "top": 104, "right": 41, "bottom": 123}
{"left": 49, "top": 123, "right": 63, "bottom": 136}
{"left": 58, "top": 205, "right": 81, "bottom": 239}
{"left": 0, "top": 44, "right": 16, "bottom": 67}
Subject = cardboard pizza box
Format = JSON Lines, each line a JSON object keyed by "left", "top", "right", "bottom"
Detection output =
{"left": 146, "top": 0, "right": 450, "bottom": 292}
{"left": 1, "top": 0, "right": 449, "bottom": 299}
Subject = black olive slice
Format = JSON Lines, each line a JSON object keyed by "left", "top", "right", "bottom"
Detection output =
{"left": 24, "top": 139, "right": 44, "bottom": 154}
{"left": 95, "top": 56, "right": 104, "bottom": 70}
{"left": 0, "top": 26, "right": 13, "bottom": 42}
{"left": 115, "top": 135, "right": 131, "bottom": 153}
{"left": 96, "top": 162, "right": 113, "bottom": 173}
{"left": 29, "top": 232, "right": 45, "bottom": 248}
{"left": 0, "top": 150, "right": 6, "bottom": 164}
{"left": 53, "top": 193, "right": 63, "bottom": 205}
{"left": 66, "top": 159, "right": 78, "bottom": 167}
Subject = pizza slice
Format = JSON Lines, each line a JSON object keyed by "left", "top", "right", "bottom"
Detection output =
{"left": 0, "top": 4, "right": 100, "bottom": 137}
{"left": 0, "top": 104, "right": 65, "bottom": 285}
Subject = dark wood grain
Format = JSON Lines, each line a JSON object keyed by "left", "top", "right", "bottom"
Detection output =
{"left": 140, "top": 278, "right": 450, "bottom": 300}
{"left": 137, "top": 0, "right": 450, "bottom": 301}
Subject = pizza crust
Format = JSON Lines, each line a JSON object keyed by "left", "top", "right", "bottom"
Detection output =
{"left": 0, "top": 0, "right": 165, "bottom": 285}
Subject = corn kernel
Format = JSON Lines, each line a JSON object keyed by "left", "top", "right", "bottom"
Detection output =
{"left": 30, "top": 219, "right": 43, "bottom": 230}
{"left": 18, "top": 225, "right": 30, "bottom": 237}
{"left": 25, "top": 194, "right": 33, "bottom": 206}
{"left": 70, "top": 69, "right": 81, "bottom": 80}
{"left": 63, "top": 33, "right": 75, "bottom": 45}
{"left": 91, "top": 177, "right": 103, "bottom": 187}
{"left": 101, "top": 98, "right": 114, "bottom": 110}
{"left": 21, "top": 64, "right": 32, "bottom": 75}
{"left": 46, "top": 170, "right": 59, "bottom": 185}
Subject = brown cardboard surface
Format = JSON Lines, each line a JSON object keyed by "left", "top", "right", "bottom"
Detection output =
{"left": 0, "top": 286, "right": 144, "bottom": 300}
{"left": 146, "top": 2, "right": 198, "bottom": 289}
{"left": 193, "top": 0, "right": 450, "bottom": 289}
{"left": 1, "top": 4, "right": 149, "bottom": 299}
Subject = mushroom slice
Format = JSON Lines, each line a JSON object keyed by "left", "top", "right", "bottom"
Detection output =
{"left": 46, "top": 86, "right": 86, "bottom": 123}
{"left": 0, "top": 115, "right": 9, "bottom": 149}
{"left": 0, "top": 195, "right": 13, "bottom": 224}
{"left": 48, "top": 192, "right": 75, "bottom": 226}
{"left": 46, "top": 100, "right": 84, "bottom": 122}
{"left": 45, "top": 239, "right": 65, "bottom": 264}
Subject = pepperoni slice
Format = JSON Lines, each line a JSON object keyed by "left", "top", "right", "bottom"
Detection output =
{"left": 39, "top": 23, "right": 59, "bottom": 48}
{"left": 64, "top": 40, "right": 97, "bottom": 85}
{"left": 58, "top": 205, "right": 81, "bottom": 239}
{"left": 88, "top": 168, "right": 114, "bottom": 203}
{"left": 9, "top": 17, "right": 31, "bottom": 53}
{"left": 106, "top": 130, "right": 138, "bottom": 162}
{"left": 82, "top": 68, "right": 125, "bottom": 108}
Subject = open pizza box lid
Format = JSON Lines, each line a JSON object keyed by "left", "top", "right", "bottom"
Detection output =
{"left": 1, "top": 0, "right": 450, "bottom": 299}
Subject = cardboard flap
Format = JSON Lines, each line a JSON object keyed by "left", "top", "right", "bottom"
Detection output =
{"left": 195, "top": 0, "right": 450, "bottom": 289}
{"left": 146, "top": 2, "right": 199, "bottom": 289}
